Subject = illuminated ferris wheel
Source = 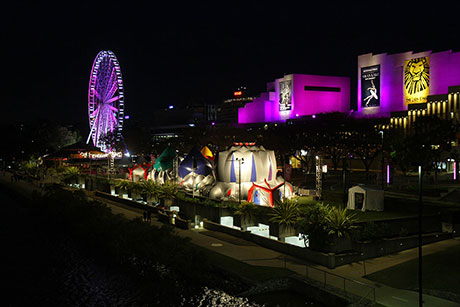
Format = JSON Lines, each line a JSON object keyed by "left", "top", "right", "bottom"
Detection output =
{"left": 86, "top": 50, "right": 125, "bottom": 152}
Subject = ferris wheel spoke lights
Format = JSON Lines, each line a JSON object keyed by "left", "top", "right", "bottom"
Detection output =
{"left": 87, "top": 50, "right": 125, "bottom": 152}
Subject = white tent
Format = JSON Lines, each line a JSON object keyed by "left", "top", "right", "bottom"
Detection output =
{"left": 347, "top": 185, "right": 384, "bottom": 212}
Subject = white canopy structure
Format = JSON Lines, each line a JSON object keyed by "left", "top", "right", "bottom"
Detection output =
{"left": 347, "top": 185, "right": 384, "bottom": 212}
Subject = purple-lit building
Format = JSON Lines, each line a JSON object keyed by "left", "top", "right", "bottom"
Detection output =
{"left": 238, "top": 74, "right": 350, "bottom": 124}
{"left": 357, "top": 50, "right": 460, "bottom": 117}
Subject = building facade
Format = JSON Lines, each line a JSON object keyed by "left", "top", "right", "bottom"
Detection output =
{"left": 357, "top": 50, "right": 460, "bottom": 117}
{"left": 238, "top": 74, "right": 350, "bottom": 124}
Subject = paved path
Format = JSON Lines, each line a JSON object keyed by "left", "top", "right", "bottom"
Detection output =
{"left": 1, "top": 172, "right": 459, "bottom": 307}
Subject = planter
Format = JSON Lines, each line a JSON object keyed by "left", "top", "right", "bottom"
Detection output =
{"left": 164, "top": 198, "right": 174, "bottom": 207}
{"left": 118, "top": 190, "right": 128, "bottom": 199}
{"left": 147, "top": 197, "right": 159, "bottom": 206}
{"left": 309, "top": 235, "right": 352, "bottom": 253}
{"left": 240, "top": 216, "right": 256, "bottom": 231}
{"left": 278, "top": 224, "right": 296, "bottom": 242}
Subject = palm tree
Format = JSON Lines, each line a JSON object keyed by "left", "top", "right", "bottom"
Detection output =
{"left": 158, "top": 181, "right": 178, "bottom": 207}
{"left": 115, "top": 180, "right": 131, "bottom": 198}
{"left": 128, "top": 181, "right": 142, "bottom": 200}
{"left": 269, "top": 199, "right": 301, "bottom": 241}
{"left": 62, "top": 166, "right": 80, "bottom": 185}
{"left": 141, "top": 180, "right": 160, "bottom": 205}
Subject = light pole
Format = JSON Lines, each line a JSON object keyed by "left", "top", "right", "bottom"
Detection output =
{"left": 235, "top": 157, "right": 244, "bottom": 203}
{"left": 283, "top": 154, "right": 286, "bottom": 199}
{"left": 379, "top": 131, "right": 384, "bottom": 189}
{"left": 315, "top": 155, "right": 322, "bottom": 199}
{"left": 418, "top": 165, "right": 423, "bottom": 307}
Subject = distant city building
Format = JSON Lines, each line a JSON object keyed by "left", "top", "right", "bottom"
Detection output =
{"left": 238, "top": 74, "right": 350, "bottom": 124}
{"left": 153, "top": 104, "right": 216, "bottom": 127}
{"left": 217, "top": 87, "right": 254, "bottom": 123}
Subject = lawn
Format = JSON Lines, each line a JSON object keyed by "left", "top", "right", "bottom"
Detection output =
{"left": 365, "top": 242, "right": 460, "bottom": 295}
{"left": 297, "top": 193, "right": 418, "bottom": 223}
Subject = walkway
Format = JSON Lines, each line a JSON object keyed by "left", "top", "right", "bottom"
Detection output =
{"left": 1, "top": 172, "right": 459, "bottom": 307}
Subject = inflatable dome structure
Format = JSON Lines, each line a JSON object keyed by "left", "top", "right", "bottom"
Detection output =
{"left": 148, "top": 146, "right": 176, "bottom": 184}
{"left": 208, "top": 144, "right": 293, "bottom": 206}
{"left": 178, "top": 147, "right": 214, "bottom": 191}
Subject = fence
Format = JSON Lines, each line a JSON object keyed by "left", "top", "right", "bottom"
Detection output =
{"left": 243, "top": 255, "right": 376, "bottom": 303}
{"left": 303, "top": 264, "right": 376, "bottom": 302}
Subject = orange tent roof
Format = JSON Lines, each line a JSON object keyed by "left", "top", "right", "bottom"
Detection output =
{"left": 200, "top": 146, "right": 214, "bottom": 160}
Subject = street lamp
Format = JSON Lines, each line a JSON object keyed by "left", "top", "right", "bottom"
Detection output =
{"left": 379, "top": 131, "right": 384, "bottom": 189}
{"left": 235, "top": 157, "right": 245, "bottom": 203}
{"left": 315, "top": 155, "right": 322, "bottom": 199}
{"left": 418, "top": 165, "right": 423, "bottom": 307}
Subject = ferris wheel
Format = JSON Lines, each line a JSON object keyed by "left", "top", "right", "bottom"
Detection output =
{"left": 86, "top": 50, "right": 125, "bottom": 152}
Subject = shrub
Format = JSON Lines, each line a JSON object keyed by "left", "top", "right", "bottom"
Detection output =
{"left": 297, "top": 203, "right": 329, "bottom": 237}
{"left": 361, "top": 221, "right": 379, "bottom": 241}
{"left": 235, "top": 202, "right": 258, "bottom": 222}
{"left": 158, "top": 181, "right": 178, "bottom": 200}
{"left": 221, "top": 200, "right": 240, "bottom": 210}
{"left": 62, "top": 166, "right": 80, "bottom": 184}
{"left": 115, "top": 179, "right": 131, "bottom": 193}
{"left": 140, "top": 180, "right": 160, "bottom": 201}
{"left": 399, "top": 227, "right": 409, "bottom": 237}
{"left": 269, "top": 199, "right": 301, "bottom": 227}
{"left": 325, "top": 207, "right": 357, "bottom": 238}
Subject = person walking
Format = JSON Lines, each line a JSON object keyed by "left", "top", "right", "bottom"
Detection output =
{"left": 147, "top": 210, "right": 151, "bottom": 223}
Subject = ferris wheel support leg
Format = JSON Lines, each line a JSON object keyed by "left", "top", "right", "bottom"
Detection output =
{"left": 86, "top": 124, "right": 96, "bottom": 144}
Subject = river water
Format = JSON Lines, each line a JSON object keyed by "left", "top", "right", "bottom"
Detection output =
{"left": 1, "top": 185, "right": 324, "bottom": 306}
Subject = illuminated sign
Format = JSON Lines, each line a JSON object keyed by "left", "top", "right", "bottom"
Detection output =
{"left": 361, "top": 65, "right": 380, "bottom": 108}
{"left": 279, "top": 80, "right": 292, "bottom": 111}
{"left": 404, "top": 57, "right": 430, "bottom": 104}
{"left": 78, "top": 151, "right": 123, "bottom": 159}
{"left": 233, "top": 91, "right": 242, "bottom": 97}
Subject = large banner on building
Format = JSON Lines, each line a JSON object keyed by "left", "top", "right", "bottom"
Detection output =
{"left": 361, "top": 65, "right": 380, "bottom": 108}
{"left": 279, "top": 80, "right": 292, "bottom": 111}
{"left": 404, "top": 56, "right": 430, "bottom": 104}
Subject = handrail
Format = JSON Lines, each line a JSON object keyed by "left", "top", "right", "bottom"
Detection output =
{"left": 305, "top": 263, "right": 374, "bottom": 290}
{"left": 303, "top": 262, "right": 376, "bottom": 302}
{"left": 243, "top": 254, "right": 377, "bottom": 302}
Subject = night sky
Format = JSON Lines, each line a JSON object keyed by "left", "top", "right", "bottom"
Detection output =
{"left": 3, "top": 2, "right": 460, "bottom": 127}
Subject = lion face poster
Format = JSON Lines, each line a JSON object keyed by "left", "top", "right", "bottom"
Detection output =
{"left": 404, "top": 56, "right": 430, "bottom": 105}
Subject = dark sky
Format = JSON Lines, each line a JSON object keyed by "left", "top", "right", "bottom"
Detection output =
{"left": 3, "top": 2, "right": 460, "bottom": 127}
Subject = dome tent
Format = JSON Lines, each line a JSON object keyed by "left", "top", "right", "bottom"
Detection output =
{"left": 153, "top": 146, "right": 176, "bottom": 172}
{"left": 200, "top": 145, "right": 214, "bottom": 161}
{"left": 347, "top": 185, "right": 384, "bottom": 212}
{"left": 178, "top": 146, "right": 213, "bottom": 178}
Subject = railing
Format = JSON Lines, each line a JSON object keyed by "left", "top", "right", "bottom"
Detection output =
{"left": 255, "top": 255, "right": 376, "bottom": 303}
{"left": 242, "top": 254, "right": 376, "bottom": 303}
{"left": 303, "top": 264, "right": 376, "bottom": 302}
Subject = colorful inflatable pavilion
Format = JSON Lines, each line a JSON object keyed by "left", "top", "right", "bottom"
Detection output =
{"left": 200, "top": 145, "right": 214, "bottom": 161}
{"left": 178, "top": 147, "right": 214, "bottom": 191}
{"left": 148, "top": 146, "right": 176, "bottom": 184}
{"left": 208, "top": 143, "right": 293, "bottom": 206}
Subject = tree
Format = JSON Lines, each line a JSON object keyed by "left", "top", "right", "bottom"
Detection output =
{"left": 410, "top": 116, "right": 457, "bottom": 185}
{"left": 388, "top": 129, "right": 412, "bottom": 176}
{"left": 350, "top": 118, "right": 382, "bottom": 179}
{"left": 141, "top": 179, "right": 160, "bottom": 204}
{"left": 62, "top": 166, "right": 80, "bottom": 184}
